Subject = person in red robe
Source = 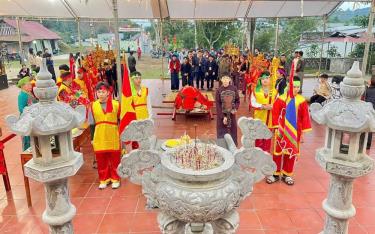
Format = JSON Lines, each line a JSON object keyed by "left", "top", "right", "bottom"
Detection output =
{"left": 58, "top": 72, "right": 89, "bottom": 108}
{"left": 76, "top": 67, "right": 95, "bottom": 102}
{"left": 137, "top": 47, "right": 142, "bottom": 60}
{"left": 174, "top": 85, "right": 213, "bottom": 112}
{"left": 69, "top": 53, "right": 76, "bottom": 79}
{"left": 267, "top": 76, "right": 312, "bottom": 185}
{"left": 87, "top": 54, "right": 99, "bottom": 90}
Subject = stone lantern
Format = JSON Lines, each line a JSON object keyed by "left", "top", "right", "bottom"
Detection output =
{"left": 6, "top": 59, "right": 85, "bottom": 233}
{"left": 311, "top": 61, "right": 375, "bottom": 234}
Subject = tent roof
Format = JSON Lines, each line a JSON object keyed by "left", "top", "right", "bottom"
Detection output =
{"left": 0, "top": 0, "right": 369, "bottom": 20}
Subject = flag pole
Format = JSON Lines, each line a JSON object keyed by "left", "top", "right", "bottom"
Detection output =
{"left": 112, "top": 0, "right": 122, "bottom": 101}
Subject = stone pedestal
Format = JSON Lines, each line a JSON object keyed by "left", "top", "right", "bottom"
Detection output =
{"left": 43, "top": 179, "right": 75, "bottom": 233}
{"left": 311, "top": 61, "right": 375, "bottom": 234}
{"left": 322, "top": 176, "right": 354, "bottom": 234}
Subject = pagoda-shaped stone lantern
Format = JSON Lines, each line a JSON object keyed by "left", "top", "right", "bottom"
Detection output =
{"left": 310, "top": 61, "right": 375, "bottom": 234}
{"left": 6, "top": 59, "right": 85, "bottom": 233}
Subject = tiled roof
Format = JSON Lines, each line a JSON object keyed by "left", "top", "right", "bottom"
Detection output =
{"left": 2, "top": 19, "right": 61, "bottom": 42}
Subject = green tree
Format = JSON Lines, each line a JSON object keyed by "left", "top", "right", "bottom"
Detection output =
{"left": 42, "top": 19, "right": 138, "bottom": 44}
{"left": 197, "top": 21, "right": 242, "bottom": 49}
{"left": 306, "top": 44, "right": 319, "bottom": 58}
{"left": 254, "top": 28, "right": 274, "bottom": 52}
{"left": 159, "top": 21, "right": 195, "bottom": 49}
{"left": 97, "top": 25, "right": 109, "bottom": 34}
{"left": 352, "top": 15, "right": 369, "bottom": 28}
{"left": 328, "top": 16, "right": 341, "bottom": 23}
{"left": 349, "top": 43, "right": 375, "bottom": 58}
{"left": 327, "top": 45, "right": 341, "bottom": 57}
{"left": 278, "top": 18, "right": 319, "bottom": 56}
{"left": 42, "top": 21, "right": 77, "bottom": 43}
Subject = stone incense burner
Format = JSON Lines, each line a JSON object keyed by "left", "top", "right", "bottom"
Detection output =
{"left": 117, "top": 117, "right": 276, "bottom": 234}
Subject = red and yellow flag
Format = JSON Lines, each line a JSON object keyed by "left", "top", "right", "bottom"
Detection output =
{"left": 119, "top": 57, "right": 136, "bottom": 134}
{"left": 280, "top": 62, "right": 299, "bottom": 156}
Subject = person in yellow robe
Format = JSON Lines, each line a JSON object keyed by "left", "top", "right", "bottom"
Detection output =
{"left": 250, "top": 71, "right": 277, "bottom": 153}
{"left": 130, "top": 71, "right": 152, "bottom": 120}
{"left": 88, "top": 82, "right": 121, "bottom": 189}
{"left": 72, "top": 67, "right": 88, "bottom": 99}
{"left": 130, "top": 71, "right": 152, "bottom": 149}
{"left": 58, "top": 72, "right": 89, "bottom": 108}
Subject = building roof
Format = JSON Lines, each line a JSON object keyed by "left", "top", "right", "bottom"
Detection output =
{"left": 0, "top": 0, "right": 363, "bottom": 20}
{"left": 0, "top": 19, "right": 61, "bottom": 42}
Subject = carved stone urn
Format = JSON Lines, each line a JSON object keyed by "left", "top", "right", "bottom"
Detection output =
{"left": 118, "top": 117, "right": 276, "bottom": 234}
{"left": 6, "top": 59, "right": 86, "bottom": 233}
{"left": 311, "top": 61, "right": 375, "bottom": 234}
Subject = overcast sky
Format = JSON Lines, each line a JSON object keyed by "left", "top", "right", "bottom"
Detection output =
{"left": 340, "top": 2, "right": 370, "bottom": 11}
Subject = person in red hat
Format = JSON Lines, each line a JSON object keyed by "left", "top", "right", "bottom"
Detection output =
{"left": 58, "top": 71, "right": 89, "bottom": 108}
{"left": 57, "top": 72, "right": 77, "bottom": 107}
{"left": 56, "top": 64, "right": 70, "bottom": 87}
{"left": 88, "top": 82, "right": 121, "bottom": 189}
{"left": 73, "top": 67, "right": 89, "bottom": 99}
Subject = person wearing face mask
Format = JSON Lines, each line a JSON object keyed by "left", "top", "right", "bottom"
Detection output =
{"left": 216, "top": 76, "right": 240, "bottom": 146}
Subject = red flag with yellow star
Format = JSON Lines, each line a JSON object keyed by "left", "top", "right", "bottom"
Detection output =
{"left": 119, "top": 58, "right": 136, "bottom": 134}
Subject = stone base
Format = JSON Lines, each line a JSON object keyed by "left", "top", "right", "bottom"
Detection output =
{"left": 158, "top": 211, "right": 239, "bottom": 234}
{"left": 185, "top": 223, "right": 213, "bottom": 234}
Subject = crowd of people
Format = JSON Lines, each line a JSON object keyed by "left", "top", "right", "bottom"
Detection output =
{"left": 165, "top": 47, "right": 312, "bottom": 185}
{"left": 167, "top": 48, "right": 306, "bottom": 95}
{"left": 16, "top": 47, "right": 151, "bottom": 190}
{"left": 14, "top": 44, "right": 374, "bottom": 189}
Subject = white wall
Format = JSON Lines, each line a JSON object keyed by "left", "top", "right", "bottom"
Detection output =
{"left": 302, "top": 41, "right": 357, "bottom": 58}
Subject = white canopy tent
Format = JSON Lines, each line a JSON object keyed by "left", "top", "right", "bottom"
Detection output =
{"left": 0, "top": 0, "right": 365, "bottom": 20}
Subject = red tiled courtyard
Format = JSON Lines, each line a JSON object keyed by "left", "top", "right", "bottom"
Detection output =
{"left": 0, "top": 79, "right": 374, "bottom": 234}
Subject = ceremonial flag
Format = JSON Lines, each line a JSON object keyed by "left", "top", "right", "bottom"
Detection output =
{"left": 119, "top": 56, "right": 136, "bottom": 135}
{"left": 280, "top": 62, "right": 299, "bottom": 156}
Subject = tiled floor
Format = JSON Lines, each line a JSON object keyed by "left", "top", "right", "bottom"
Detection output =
{"left": 0, "top": 79, "right": 374, "bottom": 234}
